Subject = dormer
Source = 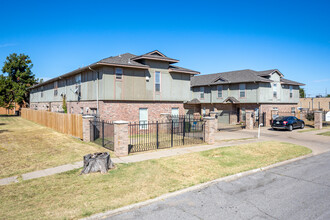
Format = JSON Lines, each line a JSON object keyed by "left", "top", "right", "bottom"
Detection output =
{"left": 131, "top": 50, "right": 179, "bottom": 69}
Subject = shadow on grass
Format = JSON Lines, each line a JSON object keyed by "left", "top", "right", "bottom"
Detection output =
{"left": 0, "top": 129, "right": 11, "bottom": 134}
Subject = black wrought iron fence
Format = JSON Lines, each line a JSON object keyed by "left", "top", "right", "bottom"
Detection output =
{"left": 90, "top": 120, "right": 114, "bottom": 151}
{"left": 128, "top": 118, "right": 205, "bottom": 153}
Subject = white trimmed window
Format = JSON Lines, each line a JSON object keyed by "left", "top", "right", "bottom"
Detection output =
{"left": 239, "top": 84, "right": 246, "bottom": 98}
{"left": 291, "top": 107, "right": 295, "bottom": 113}
{"left": 200, "top": 87, "right": 204, "bottom": 99}
{"left": 155, "top": 71, "right": 161, "bottom": 92}
{"left": 289, "top": 85, "right": 293, "bottom": 98}
{"left": 41, "top": 86, "right": 44, "bottom": 98}
{"left": 217, "top": 85, "right": 223, "bottom": 98}
{"left": 139, "top": 108, "right": 148, "bottom": 129}
{"left": 115, "top": 68, "right": 123, "bottom": 80}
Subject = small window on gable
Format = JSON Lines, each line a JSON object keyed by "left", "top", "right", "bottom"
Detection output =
{"left": 239, "top": 84, "right": 246, "bottom": 98}
{"left": 289, "top": 85, "right": 293, "bottom": 98}
{"left": 41, "top": 86, "right": 44, "bottom": 98}
{"left": 116, "top": 68, "right": 123, "bottom": 80}
{"left": 217, "top": 85, "right": 223, "bottom": 98}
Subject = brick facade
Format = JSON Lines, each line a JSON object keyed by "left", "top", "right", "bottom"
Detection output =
{"left": 260, "top": 103, "right": 298, "bottom": 126}
{"left": 30, "top": 100, "right": 185, "bottom": 122}
{"left": 299, "top": 97, "right": 330, "bottom": 111}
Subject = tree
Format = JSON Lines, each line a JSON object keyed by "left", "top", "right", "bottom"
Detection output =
{"left": 299, "top": 88, "right": 306, "bottom": 98}
{"left": 327, "top": 94, "right": 330, "bottom": 98}
{"left": 0, "top": 75, "right": 15, "bottom": 109}
{"left": 0, "top": 53, "right": 38, "bottom": 109}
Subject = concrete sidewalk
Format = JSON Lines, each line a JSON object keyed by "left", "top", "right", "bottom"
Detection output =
{"left": 0, "top": 139, "right": 261, "bottom": 186}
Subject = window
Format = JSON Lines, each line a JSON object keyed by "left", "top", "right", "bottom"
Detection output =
{"left": 291, "top": 107, "right": 295, "bottom": 113}
{"left": 41, "top": 86, "right": 44, "bottom": 98}
{"left": 139, "top": 108, "right": 148, "bottom": 129}
{"left": 155, "top": 71, "right": 160, "bottom": 92}
{"left": 54, "top": 81, "right": 58, "bottom": 96}
{"left": 80, "top": 107, "right": 84, "bottom": 114}
{"left": 115, "top": 68, "right": 123, "bottom": 80}
{"left": 171, "top": 108, "right": 179, "bottom": 116}
{"left": 239, "top": 84, "right": 246, "bottom": 98}
{"left": 217, "top": 85, "right": 223, "bottom": 98}
{"left": 273, "top": 107, "right": 278, "bottom": 110}
{"left": 289, "top": 85, "right": 293, "bottom": 98}
{"left": 200, "top": 87, "right": 204, "bottom": 99}
{"left": 273, "top": 83, "right": 277, "bottom": 98}
{"left": 75, "top": 74, "right": 81, "bottom": 96}
{"left": 318, "top": 102, "right": 320, "bottom": 110}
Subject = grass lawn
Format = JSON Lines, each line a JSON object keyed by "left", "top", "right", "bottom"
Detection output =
{"left": 0, "top": 116, "right": 110, "bottom": 178}
{"left": 0, "top": 141, "right": 311, "bottom": 220}
{"left": 317, "top": 131, "right": 330, "bottom": 136}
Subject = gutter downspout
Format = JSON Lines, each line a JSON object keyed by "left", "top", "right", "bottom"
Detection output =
{"left": 89, "top": 67, "right": 99, "bottom": 115}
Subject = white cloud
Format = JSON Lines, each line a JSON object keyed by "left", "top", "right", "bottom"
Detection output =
{"left": 312, "top": 78, "right": 330, "bottom": 83}
{"left": 0, "top": 43, "right": 16, "bottom": 48}
{"left": 39, "top": 77, "right": 51, "bottom": 82}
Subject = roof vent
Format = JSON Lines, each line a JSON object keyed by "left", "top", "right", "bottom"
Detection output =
{"left": 128, "top": 59, "right": 131, "bottom": 64}
{"left": 119, "top": 54, "right": 121, "bottom": 57}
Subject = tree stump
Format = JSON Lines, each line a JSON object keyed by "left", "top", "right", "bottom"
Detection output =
{"left": 81, "top": 152, "right": 114, "bottom": 174}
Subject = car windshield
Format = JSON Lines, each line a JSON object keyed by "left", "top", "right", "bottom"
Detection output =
{"left": 275, "top": 116, "right": 289, "bottom": 121}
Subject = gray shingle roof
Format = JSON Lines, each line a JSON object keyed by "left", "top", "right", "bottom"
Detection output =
{"left": 29, "top": 50, "right": 198, "bottom": 89}
{"left": 168, "top": 65, "right": 200, "bottom": 74}
{"left": 223, "top": 97, "right": 240, "bottom": 103}
{"left": 191, "top": 69, "right": 273, "bottom": 87}
{"left": 98, "top": 53, "right": 148, "bottom": 68}
{"left": 280, "top": 78, "right": 305, "bottom": 86}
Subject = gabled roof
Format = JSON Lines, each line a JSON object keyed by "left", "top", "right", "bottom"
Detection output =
{"left": 98, "top": 53, "right": 148, "bottom": 68}
{"left": 29, "top": 50, "right": 198, "bottom": 89}
{"left": 191, "top": 69, "right": 273, "bottom": 87}
{"left": 185, "top": 98, "right": 201, "bottom": 104}
{"left": 256, "top": 69, "right": 284, "bottom": 77}
{"left": 131, "top": 50, "right": 179, "bottom": 64}
{"left": 223, "top": 97, "right": 240, "bottom": 104}
{"left": 280, "top": 78, "right": 305, "bottom": 86}
{"left": 168, "top": 65, "right": 200, "bottom": 75}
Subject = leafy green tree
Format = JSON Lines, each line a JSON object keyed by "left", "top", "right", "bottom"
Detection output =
{"left": 299, "top": 88, "right": 306, "bottom": 98}
{"left": 0, "top": 75, "right": 15, "bottom": 109}
{"left": 1, "top": 53, "right": 38, "bottom": 109}
{"left": 327, "top": 94, "right": 330, "bottom": 98}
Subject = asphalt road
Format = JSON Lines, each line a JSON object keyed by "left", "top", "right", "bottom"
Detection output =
{"left": 109, "top": 151, "right": 330, "bottom": 220}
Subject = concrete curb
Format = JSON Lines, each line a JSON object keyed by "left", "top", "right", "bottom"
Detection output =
{"left": 81, "top": 153, "right": 313, "bottom": 220}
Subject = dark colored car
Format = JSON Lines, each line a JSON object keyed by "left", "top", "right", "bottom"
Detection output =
{"left": 272, "top": 116, "right": 305, "bottom": 131}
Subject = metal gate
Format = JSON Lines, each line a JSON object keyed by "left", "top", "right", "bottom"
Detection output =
{"left": 90, "top": 120, "right": 114, "bottom": 151}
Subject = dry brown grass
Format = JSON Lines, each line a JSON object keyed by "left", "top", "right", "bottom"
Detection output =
{"left": 0, "top": 116, "right": 110, "bottom": 178}
{"left": 0, "top": 141, "right": 311, "bottom": 220}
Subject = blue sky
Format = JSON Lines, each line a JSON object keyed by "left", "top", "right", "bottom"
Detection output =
{"left": 0, "top": 0, "right": 329, "bottom": 96}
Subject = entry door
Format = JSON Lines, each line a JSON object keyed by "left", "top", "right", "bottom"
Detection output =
{"left": 139, "top": 108, "right": 148, "bottom": 129}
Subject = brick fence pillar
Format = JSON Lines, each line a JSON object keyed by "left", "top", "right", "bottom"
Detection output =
{"left": 204, "top": 117, "right": 216, "bottom": 144}
{"left": 82, "top": 115, "right": 95, "bottom": 142}
{"left": 114, "top": 120, "right": 129, "bottom": 157}
{"left": 210, "top": 111, "right": 218, "bottom": 131}
{"left": 245, "top": 110, "right": 254, "bottom": 130}
{"left": 314, "top": 111, "right": 323, "bottom": 130}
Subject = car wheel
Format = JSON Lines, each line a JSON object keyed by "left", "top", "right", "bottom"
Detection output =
{"left": 288, "top": 125, "right": 293, "bottom": 131}
{"left": 301, "top": 123, "right": 305, "bottom": 129}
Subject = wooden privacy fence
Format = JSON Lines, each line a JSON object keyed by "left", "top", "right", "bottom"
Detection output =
{"left": 21, "top": 108, "right": 83, "bottom": 139}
